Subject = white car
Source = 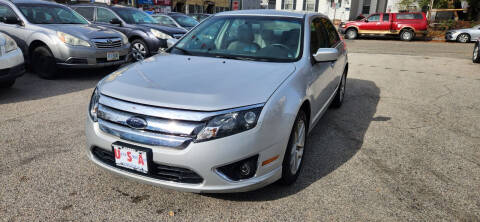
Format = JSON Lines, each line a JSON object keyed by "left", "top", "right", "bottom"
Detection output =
{"left": 0, "top": 32, "right": 24, "bottom": 88}
{"left": 86, "top": 10, "right": 348, "bottom": 193}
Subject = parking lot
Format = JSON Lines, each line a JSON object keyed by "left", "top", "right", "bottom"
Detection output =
{"left": 1, "top": 40, "right": 479, "bottom": 221}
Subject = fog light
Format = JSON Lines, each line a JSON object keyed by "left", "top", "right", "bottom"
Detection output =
{"left": 217, "top": 155, "right": 258, "bottom": 181}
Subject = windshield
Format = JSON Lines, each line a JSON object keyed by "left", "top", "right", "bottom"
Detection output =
{"left": 112, "top": 8, "right": 157, "bottom": 24}
{"left": 153, "top": 15, "right": 177, "bottom": 27}
{"left": 18, "top": 4, "right": 88, "bottom": 24}
{"left": 171, "top": 16, "right": 303, "bottom": 62}
{"left": 171, "top": 14, "right": 199, "bottom": 27}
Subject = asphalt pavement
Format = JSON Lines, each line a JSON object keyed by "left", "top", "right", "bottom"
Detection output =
{"left": 0, "top": 40, "right": 479, "bottom": 221}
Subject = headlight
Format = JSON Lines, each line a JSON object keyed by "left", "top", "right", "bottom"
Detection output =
{"left": 119, "top": 32, "right": 129, "bottom": 44}
{"left": 150, "top": 29, "right": 172, "bottom": 39}
{"left": 1, "top": 33, "right": 18, "bottom": 53}
{"left": 57, "top": 31, "right": 91, "bottom": 47}
{"left": 195, "top": 106, "right": 263, "bottom": 142}
{"left": 89, "top": 88, "right": 100, "bottom": 122}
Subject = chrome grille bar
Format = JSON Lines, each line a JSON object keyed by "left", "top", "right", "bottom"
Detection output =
{"left": 98, "top": 119, "right": 193, "bottom": 148}
{"left": 91, "top": 38, "right": 122, "bottom": 48}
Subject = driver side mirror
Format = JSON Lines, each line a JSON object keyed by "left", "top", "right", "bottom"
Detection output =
{"left": 3, "top": 16, "right": 22, "bottom": 26}
{"left": 313, "top": 48, "right": 339, "bottom": 62}
{"left": 110, "top": 18, "right": 122, "bottom": 26}
{"left": 167, "top": 38, "right": 178, "bottom": 48}
{"left": 364, "top": 19, "right": 369, "bottom": 22}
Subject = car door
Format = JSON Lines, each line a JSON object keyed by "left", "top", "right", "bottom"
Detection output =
{"left": 0, "top": 3, "right": 28, "bottom": 56}
{"left": 309, "top": 17, "right": 335, "bottom": 120}
{"left": 362, "top": 14, "right": 381, "bottom": 31}
{"left": 471, "top": 25, "right": 480, "bottom": 39}
{"left": 378, "top": 13, "right": 391, "bottom": 32}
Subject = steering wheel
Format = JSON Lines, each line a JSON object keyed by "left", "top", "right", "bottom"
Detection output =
{"left": 271, "top": 44, "right": 293, "bottom": 57}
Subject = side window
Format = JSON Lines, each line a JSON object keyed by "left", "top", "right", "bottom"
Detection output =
{"left": 96, "top": 8, "right": 117, "bottom": 23}
{"left": 310, "top": 18, "right": 329, "bottom": 54}
{"left": 383, "top": 14, "right": 390, "bottom": 22}
{"left": 0, "top": 4, "right": 17, "bottom": 23}
{"left": 367, "top": 14, "right": 380, "bottom": 22}
{"left": 320, "top": 18, "right": 340, "bottom": 47}
{"left": 74, "top": 7, "right": 94, "bottom": 21}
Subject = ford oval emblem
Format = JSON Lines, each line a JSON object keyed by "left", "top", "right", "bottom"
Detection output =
{"left": 126, "top": 117, "right": 147, "bottom": 129}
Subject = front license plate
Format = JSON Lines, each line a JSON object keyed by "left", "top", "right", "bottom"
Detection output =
{"left": 113, "top": 144, "right": 149, "bottom": 174}
{"left": 107, "top": 52, "right": 120, "bottom": 61}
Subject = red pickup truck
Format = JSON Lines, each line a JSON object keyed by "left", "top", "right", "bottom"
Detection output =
{"left": 339, "top": 12, "right": 428, "bottom": 41}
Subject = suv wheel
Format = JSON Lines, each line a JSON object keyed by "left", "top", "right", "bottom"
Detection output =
{"left": 131, "top": 39, "right": 149, "bottom": 61}
{"left": 31, "top": 46, "right": 58, "bottom": 79}
{"left": 0, "top": 79, "right": 15, "bottom": 88}
{"left": 400, "top": 29, "right": 414, "bottom": 41}
{"left": 345, "top": 28, "right": 358, "bottom": 40}
{"left": 457, "top": 33, "right": 470, "bottom": 43}
{"left": 473, "top": 43, "right": 480, "bottom": 63}
{"left": 279, "top": 110, "right": 307, "bottom": 185}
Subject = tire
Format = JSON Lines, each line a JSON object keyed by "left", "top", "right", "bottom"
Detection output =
{"left": 279, "top": 110, "right": 307, "bottom": 185}
{"left": 400, "top": 29, "right": 414, "bottom": 41}
{"left": 0, "top": 79, "right": 15, "bottom": 88}
{"left": 473, "top": 43, "right": 480, "bottom": 63}
{"left": 31, "top": 46, "right": 57, "bottom": 79}
{"left": 345, "top": 28, "right": 358, "bottom": 40}
{"left": 457, "top": 33, "right": 470, "bottom": 43}
{"left": 331, "top": 73, "right": 347, "bottom": 108}
{"left": 131, "top": 39, "right": 150, "bottom": 61}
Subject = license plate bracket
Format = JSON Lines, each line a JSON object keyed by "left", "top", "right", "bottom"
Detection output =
{"left": 112, "top": 142, "right": 152, "bottom": 174}
{"left": 107, "top": 52, "right": 120, "bottom": 61}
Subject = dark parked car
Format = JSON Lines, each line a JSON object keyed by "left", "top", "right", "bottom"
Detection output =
{"left": 473, "top": 38, "right": 480, "bottom": 63}
{"left": 72, "top": 4, "right": 186, "bottom": 61}
{"left": 167, "top": 12, "right": 199, "bottom": 30}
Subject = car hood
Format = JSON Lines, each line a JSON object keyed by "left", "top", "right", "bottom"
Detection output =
{"left": 37, "top": 24, "right": 122, "bottom": 40}
{"left": 139, "top": 24, "right": 187, "bottom": 34}
{"left": 98, "top": 54, "right": 296, "bottom": 111}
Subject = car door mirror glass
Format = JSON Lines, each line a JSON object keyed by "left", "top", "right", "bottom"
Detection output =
{"left": 110, "top": 18, "right": 122, "bottom": 25}
{"left": 167, "top": 38, "right": 178, "bottom": 48}
{"left": 313, "top": 48, "right": 339, "bottom": 62}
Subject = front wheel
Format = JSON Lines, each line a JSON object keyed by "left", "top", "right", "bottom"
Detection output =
{"left": 331, "top": 73, "right": 347, "bottom": 108}
{"left": 345, "top": 28, "right": 358, "bottom": 40}
{"left": 31, "top": 46, "right": 58, "bottom": 79}
{"left": 400, "top": 29, "right": 414, "bottom": 41}
{"left": 279, "top": 110, "right": 307, "bottom": 185}
{"left": 457, "top": 33, "right": 470, "bottom": 43}
{"left": 473, "top": 43, "right": 480, "bottom": 63}
{"left": 131, "top": 39, "right": 149, "bottom": 61}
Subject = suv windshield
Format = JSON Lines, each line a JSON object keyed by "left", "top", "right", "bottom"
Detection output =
{"left": 112, "top": 8, "right": 157, "bottom": 24}
{"left": 17, "top": 4, "right": 88, "bottom": 24}
{"left": 171, "top": 16, "right": 303, "bottom": 62}
{"left": 153, "top": 15, "right": 177, "bottom": 27}
{"left": 170, "top": 14, "right": 199, "bottom": 27}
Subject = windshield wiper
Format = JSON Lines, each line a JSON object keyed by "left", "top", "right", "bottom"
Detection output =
{"left": 214, "top": 55, "right": 268, "bottom": 62}
{"left": 173, "top": 46, "right": 191, "bottom": 55}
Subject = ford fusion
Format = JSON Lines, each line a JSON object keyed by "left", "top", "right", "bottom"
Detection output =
{"left": 86, "top": 10, "right": 349, "bottom": 193}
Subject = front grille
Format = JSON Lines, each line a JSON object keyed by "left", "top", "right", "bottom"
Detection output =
{"left": 92, "top": 38, "right": 122, "bottom": 48}
{"left": 92, "top": 147, "right": 204, "bottom": 184}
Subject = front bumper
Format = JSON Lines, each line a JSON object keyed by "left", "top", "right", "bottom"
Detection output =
{"left": 0, "top": 48, "right": 25, "bottom": 81}
{"left": 55, "top": 43, "right": 131, "bottom": 68}
{"left": 445, "top": 32, "right": 459, "bottom": 41}
{"left": 85, "top": 116, "right": 284, "bottom": 193}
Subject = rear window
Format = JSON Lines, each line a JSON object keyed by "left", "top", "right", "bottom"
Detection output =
{"left": 396, "top": 13, "right": 423, "bottom": 20}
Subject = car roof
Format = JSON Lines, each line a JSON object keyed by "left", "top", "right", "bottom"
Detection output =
{"left": 216, "top": 10, "right": 314, "bottom": 18}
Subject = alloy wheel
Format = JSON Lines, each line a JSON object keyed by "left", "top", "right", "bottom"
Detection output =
{"left": 474, "top": 45, "right": 480, "bottom": 63}
{"left": 402, "top": 31, "right": 412, "bottom": 40}
{"left": 132, "top": 42, "right": 147, "bottom": 61}
{"left": 289, "top": 119, "right": 306, "bottom": 175}
{"left": 458, "top": 34, "right": 469, "bottom": 43}
{"left": 347, "top": 30, "right": 356, "bottom": 39}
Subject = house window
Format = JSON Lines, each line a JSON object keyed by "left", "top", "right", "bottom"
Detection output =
{"left": 284, "top": 0, "right": 294, "bottom": 9}
{"left": 362, "top": 0, "right": 371, "bottom": 14}
{"left": 305, "top": 0, "right": 315, "bottom": 11}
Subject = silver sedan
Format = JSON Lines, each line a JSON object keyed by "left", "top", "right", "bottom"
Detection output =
{"left": 86, "top": 10, "right": 349, "bottom": 193}
{"left": 446, "top": 25, "right": 480, "bottom": 43}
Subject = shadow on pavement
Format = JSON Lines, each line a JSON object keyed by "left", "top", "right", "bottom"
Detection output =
{"left": 0, "top": 67, "right": 117, "bottom": 105}
{"left": 205, "top": 78, "right": 380, "bottom": 201}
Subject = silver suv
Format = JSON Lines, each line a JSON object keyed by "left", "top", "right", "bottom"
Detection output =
{"left": 0, "top": 0, "right": 130, "bottom": 79}
{"left": 86, "top": 10, "right": 348, "bottom": 193}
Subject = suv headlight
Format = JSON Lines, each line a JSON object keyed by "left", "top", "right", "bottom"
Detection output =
{"left": 195, "top": 105, "right": 263, "bottom": 142}
{"left": 150, "top": 29, "right": 172, "bottom": 40}
{"left": 57, "top": 31, "right": 91, "bottom": 47}
{"left": 89, "top": 88, "right": 100, "bottom": 122}
{"left": 2, "top": 33, "right": 18, "bottom": 53}
{"left": 119, "top": 32, "right": 129, "bottom": 44}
